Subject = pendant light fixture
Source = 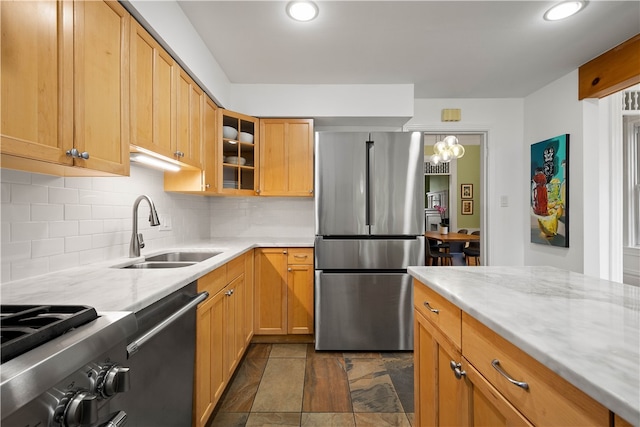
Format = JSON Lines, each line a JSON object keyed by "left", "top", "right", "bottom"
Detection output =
{"left": 429, "top": 135, "right": 465, "bottom": 165}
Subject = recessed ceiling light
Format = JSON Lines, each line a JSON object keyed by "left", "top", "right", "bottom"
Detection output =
{"left": 286, "top": 1, "right": 318, "bottom": 22}
{"left": 544, "top": 1, "right": 585, "bottom": 21}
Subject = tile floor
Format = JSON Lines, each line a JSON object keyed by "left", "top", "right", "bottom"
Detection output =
{"left": 207, "top": 343, "right": 414, "bottom": 427}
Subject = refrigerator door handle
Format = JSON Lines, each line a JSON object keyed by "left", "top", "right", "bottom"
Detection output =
{"left": 366, "top": 139, "right": 375, "bottom": 230}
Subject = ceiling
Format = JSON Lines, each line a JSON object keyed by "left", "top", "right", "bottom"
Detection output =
{"left": 178, "top": 1, "right": 639, "bottom": 99}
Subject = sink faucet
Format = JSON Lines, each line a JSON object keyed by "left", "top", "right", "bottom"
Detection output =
{"left": 130, "top": 195, "right": 161, "bottom": 257}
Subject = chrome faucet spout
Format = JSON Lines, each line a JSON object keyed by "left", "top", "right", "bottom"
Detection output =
{"left": 130, "top": 195, "right": 161, "bottom": 258}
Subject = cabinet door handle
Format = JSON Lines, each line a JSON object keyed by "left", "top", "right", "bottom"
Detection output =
{"left": 283, "top": 250, "right": 288, "bottom": 254}
{"left": 423, "top": 301, "right": 439, "bottom": 314}
{"left": 449, "top": 360, "right": 466, "bottom": 379}
{"left": 288, "top": 268, "right": 292, "bottom": 272}
{"left": 66, "top": 148, "right": 90, "bottom": 160}
{"left": 491, "top": 359, "right": 529, "bottom": 390}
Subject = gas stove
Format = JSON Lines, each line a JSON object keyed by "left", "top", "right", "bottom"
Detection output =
{"left": 0, "top": 304, "right": 137, "bottom": 426}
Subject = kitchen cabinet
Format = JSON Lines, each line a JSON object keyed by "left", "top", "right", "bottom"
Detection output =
{"left": 254, "top": 248, "right": 314, "bottom": 335}
{"left": 259, "top": 118, "right": 314, "bottom": 197}
{"left": 130, "top": 19, "right": 177, "bottom": 161}
{"left": 1, "top": 0, "right": 130, "bottom": 176}
{"left": 194, "top": 252, "right": 253, "bottom": 427}
{"left": 219, "top": 109, "right": 259, "bottom": 195}
{"left": 164, "top": 94, "right": 218, "bottom": 193}
{"left": 413, "top": 279, "right": 611, "bottom": 427}
{"left": 176, "top": 68, "right": 204, "bottom": 169}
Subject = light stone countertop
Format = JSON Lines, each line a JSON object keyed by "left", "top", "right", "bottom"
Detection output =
{"left": 408, "top": 266, "right": 640, "bottom": 426}
{"left": 0, "top": 237, "right": 313, "bottom": 314}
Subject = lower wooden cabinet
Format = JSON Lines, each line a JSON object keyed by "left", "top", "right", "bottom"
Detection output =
{"left": 254, "top": 248, "right": 314, "bottom": 335}
{"left": 193, "top": 252, "right": 253, "bottom": 427}
{"left": 413, "top": 279, "right": 612, "bottom": 427}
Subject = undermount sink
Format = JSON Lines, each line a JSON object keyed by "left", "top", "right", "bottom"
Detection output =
{"left": 145, "top": 251, "right": 222, "bottom": 263}
{"left": 122, "top": 261, "right": 197, "bottom": 269}
{"left": 115, "top": 250, "right": 224, "bottom": 269}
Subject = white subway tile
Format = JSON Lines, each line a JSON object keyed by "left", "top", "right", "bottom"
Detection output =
{"left": 65, "top": 235, "right": 93, "bottom": 253}
{"left": 31, "top": 173, "right": 64, "bottom": 188}
{"left": 32, "top": 238, "right": 65, "bottom": 258}
{"left": 0, "top": 169, "right": 31, "bottom": 184}
{"left": 79, "top": 220, "right": 104, "bottom": 235}
{"left": 92, "top": 205, "right": 115, "bottom": 220}
{"left": 64, "top": 176, "right": 93, "bottom": 190}
{"left": 48, "top": 252, "right": 80, "bottom": 272}
{"left": 2, "top": 204, "right": 30, "bottom": 222}
{"left": 1, "top": 183, "right": 10, "bottom": 202}
{"left": 65, "top": 204, "right": 92, "bottom": 220}
{"left": 49, "top": 187, "right": 79, "bottom": 204}
{"left": 49, "top": 221, "right": 79, "bottom": 238}
{"left": 11, "top": 183, "right": 48, "bottom": 204}
{"left": 11, "top": 258, "right": 49, "bottom": 281}
{"left": 31, "top": 204, "right": 64, "bottom": 221}
{"left": 11, "top": 222, "right": 48, "bottom": 242}
{"left": 1, "top": 223, "right": 10, "bottom": 242}
{"left": 1, "top": 241, "right": 31, "bottom": 261}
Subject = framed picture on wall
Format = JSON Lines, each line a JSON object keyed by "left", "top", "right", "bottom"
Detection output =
{"left": 461, "top": 200, "right": 473, "bottom": 215}
{"left": 530, "top": 134, "right": 569, "bottom": 247}
{"left": 461, "top": 184, "right": 473, "bottom": 199}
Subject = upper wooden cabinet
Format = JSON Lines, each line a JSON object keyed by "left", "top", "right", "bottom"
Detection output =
{"left": 130, "top": 19, "right": 177, "bottom": 160}
{"left": 259, "top": 118, "right": 314, "bottom": 197}
{"left": 219, "top": 109, "right": 259, "bottom": 195}
{"left": 1, "top": 0, "right": 130, "bottom": 176}
{"left": 176, "top": 68, "right": 204, "bottom": 169}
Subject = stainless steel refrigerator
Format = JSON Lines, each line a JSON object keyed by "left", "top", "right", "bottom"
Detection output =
{"left": 314, "top": 131, "right": 425, "bottom": 351}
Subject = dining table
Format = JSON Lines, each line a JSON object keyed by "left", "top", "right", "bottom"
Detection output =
{"left": 425, "top": 230, "right": 480, "bottom": 266}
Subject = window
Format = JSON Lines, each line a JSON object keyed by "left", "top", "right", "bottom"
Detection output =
{"left": 623, "top": 114, "right": 640, "bottom": 247}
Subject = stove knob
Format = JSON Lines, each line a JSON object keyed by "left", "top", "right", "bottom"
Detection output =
{"left": 64, "top": 391, "right": 98, "bottom": 427}
{"left": 103, "top": 365, "right": 131, "bottom": 397}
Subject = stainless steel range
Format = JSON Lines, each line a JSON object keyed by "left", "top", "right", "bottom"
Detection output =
{"left": 1, "top": 304, "right": 137, "bottom": 426}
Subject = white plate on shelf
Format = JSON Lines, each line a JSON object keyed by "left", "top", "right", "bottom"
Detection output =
{"left": 223, "top": 180, "right": 238, "bottom": 189}
{"left": 226, "top": 156, "right": 246, "bottom": 166}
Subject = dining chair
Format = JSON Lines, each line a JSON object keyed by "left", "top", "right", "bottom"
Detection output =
{"left": 463, "top": 231, "right": 480, "bottom": 265}
{"left": 427, "top": 239, "right": 453, "bottom": 266}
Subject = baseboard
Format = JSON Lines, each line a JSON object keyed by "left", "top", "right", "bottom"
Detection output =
{"left": 251, "top": 334, "right": 314, "bottom": 344}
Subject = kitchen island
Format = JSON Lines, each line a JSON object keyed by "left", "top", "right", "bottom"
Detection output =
{"left": 408, "top": 266, "right": 639, "bottom": 426}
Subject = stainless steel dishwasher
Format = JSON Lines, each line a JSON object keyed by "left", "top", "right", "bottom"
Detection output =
{"left": 111, "top": 282, "right": 208, "bottom": 426}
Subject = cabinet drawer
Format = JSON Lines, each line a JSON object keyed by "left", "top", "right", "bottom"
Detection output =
{"left": 226, "top": 254, "right": 245, "bottom": 282}
{"left": 462, "top": 313, "right": 609, "bottom": 426}
{"left": 413, "top": 280, "right": 461, "bottom": 348}
{"left": 198, "top": 266, "right": 226, "bottom": 297}
{"left": 287, "top": 248, "right": 313, "bottom": 265}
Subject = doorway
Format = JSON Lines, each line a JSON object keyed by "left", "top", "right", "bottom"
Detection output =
{"left": 422, "top": 132, "right": 487, "bottom": 264}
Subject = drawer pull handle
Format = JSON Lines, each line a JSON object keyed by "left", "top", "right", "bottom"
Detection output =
{"left": 423, "top": 301, "right": 439, "bottom": 314}
{"left": 294, "top": 254, "right": 308, "bottom": 258}
{"left": 491, "top": 359, "right": 529, "bottom": 390}
{"left": 449, "top": 360, "right": 466, "bottom": 380}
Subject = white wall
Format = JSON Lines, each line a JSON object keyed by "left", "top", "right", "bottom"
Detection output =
{"left": 405, "top": 98, "right": 525, "bottom": 266}
{"left": 0, "top": 165, "right": 211, "bottom": 282}
{"left": 523, "top": 70, "right": 587, "bottom": 273}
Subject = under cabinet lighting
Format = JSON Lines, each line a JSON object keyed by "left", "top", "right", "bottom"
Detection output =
{"left": 130, "top": 153, "right": 181, "bottom": 172}
{"left": 544, "top": 1, "right": 585, "bottom": 21}
{"left": 286, "top": 1, "right": 318, "bottom": 22}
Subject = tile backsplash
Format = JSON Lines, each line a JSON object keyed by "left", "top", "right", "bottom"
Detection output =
{"left": 1, "top": 166, "right": 314, "bottom": 283}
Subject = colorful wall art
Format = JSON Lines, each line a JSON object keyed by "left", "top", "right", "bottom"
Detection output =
{"left": 530, "top": 134, "right": 569, "bottom": 247}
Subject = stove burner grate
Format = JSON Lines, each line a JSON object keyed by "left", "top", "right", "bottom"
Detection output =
{"left": 0, "top": 305, "right": 98, "bottom": 363}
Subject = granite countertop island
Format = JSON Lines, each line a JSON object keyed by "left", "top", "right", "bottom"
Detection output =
{"left": 408, "top": 266, "right": 640, "bottom": 426}
{"left": 0, "top": 237, "right": 313, "bottom": 313}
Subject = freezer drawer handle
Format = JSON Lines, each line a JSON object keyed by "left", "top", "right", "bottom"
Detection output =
{"left": 491, "top": 359, "right": 529, "bottom": 390}
{"left": 423, "top": 301, "right": 439, "bottom": 314}
{"left": 127, "top": 291, "right": 209, "bottom": 357}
